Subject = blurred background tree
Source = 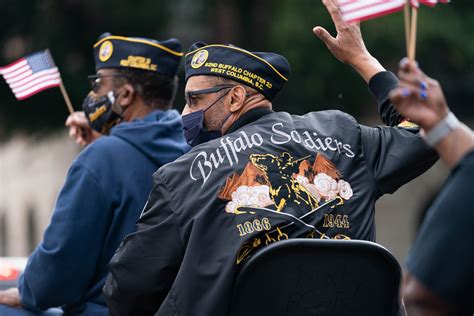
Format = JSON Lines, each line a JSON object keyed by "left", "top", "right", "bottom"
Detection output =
{"left": 1, "top": 0, "right": 473, "bottom": 140}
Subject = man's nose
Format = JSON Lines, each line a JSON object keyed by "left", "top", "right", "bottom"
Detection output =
{"left": 182, "top": 104, "right": 191, "bottom": 116}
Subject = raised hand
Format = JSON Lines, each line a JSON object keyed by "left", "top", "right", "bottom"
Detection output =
{"left": 314, "top": 0, "right": 385, "bottom": 82}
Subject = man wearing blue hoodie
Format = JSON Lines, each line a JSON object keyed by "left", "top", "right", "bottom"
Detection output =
{"left": 0, "top": 34, "right": 189, "bottom": 315}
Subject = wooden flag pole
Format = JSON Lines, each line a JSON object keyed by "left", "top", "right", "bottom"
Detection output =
{"left": 404, "top": 0, "right": 411, "bottom": 56}
{"left": 59, "top": 81, "right": 75, "bottom": 114}
{"left": 408, "top": 6, "right": 418, "bottom": 60}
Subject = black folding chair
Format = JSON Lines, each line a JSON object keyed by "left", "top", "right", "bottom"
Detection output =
{"left": 229, "top": 239, "right": 402, "bottom": 316}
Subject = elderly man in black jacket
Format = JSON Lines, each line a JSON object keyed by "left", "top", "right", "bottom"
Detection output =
{"left": 103, "top": 0, "right": 438, "bottom": 315}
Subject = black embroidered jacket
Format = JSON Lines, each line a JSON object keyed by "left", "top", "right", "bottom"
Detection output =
{"left": 104, "top": 72, "right": 438, "bottom": 316}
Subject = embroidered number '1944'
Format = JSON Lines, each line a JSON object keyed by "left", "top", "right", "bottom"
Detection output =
{"left": 236, "top": 218, "right": 272, "bottom": 237}
{"left": 323, "top": 214, "right": 350, "bottom": 228}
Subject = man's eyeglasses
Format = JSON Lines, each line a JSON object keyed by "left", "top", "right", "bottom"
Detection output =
{"left": 185, "top": 85, "right": 235, "bottom": 106}
{"left": 87, "top": 74, "right": 128, "bottom": 93}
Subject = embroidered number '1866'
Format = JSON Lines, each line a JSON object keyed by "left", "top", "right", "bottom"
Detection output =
{"left": 236, "top": 218, "right": 271, "bottom": 237}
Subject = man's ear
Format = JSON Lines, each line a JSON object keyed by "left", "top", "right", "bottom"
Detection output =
{"left": 228, "top": 85, "right": 247, "bottom": 113}
{"left": 118, "top": 83, "right": 135, "bottom": 107}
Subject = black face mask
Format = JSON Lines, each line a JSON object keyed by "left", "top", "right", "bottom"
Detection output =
{"left": 82, "top": 91, "right": 123, "bottom": 134}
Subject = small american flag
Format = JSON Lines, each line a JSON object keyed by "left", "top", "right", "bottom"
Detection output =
{"left": 338, "top": 0, "right": 407, "bottom": 23}
{"left": 0, "top": 49, "right": 61, "bottom": 100}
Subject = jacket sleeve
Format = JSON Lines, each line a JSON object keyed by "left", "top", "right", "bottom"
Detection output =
{"left": 368, "top": 71, "right": 404, "bottom": 127}
{"left": 18, "top": 161, "right": 111, "bottom": 311}
{"left": 104, "top": 175, "right": 184, "bottom": 316}
{"left": 360, "top": 125, "right": 439, "bottom": 195}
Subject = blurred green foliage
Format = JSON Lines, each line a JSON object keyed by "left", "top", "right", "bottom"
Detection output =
{"left": 1, "top": 0, "right": 473, "bottom": 139}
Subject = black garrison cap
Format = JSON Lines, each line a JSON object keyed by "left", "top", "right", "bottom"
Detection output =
{"left": 93, "top": 33, "right": 183, "bottom": 77}
{"left": 185, "top": 42, "right": 290, "bottom": 101}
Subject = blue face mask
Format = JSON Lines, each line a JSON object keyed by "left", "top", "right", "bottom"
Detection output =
{"left": 181, "top": 86, "right": 233, "bottom": 147}
{"left": 182, "top": 110, "right": 222, "bottom": 147}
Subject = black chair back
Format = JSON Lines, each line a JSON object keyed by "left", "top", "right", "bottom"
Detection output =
{"left": 229, "top": 239, "right": 401, "bottom": 316}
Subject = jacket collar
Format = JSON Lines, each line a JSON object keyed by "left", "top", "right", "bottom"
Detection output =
{"left": 226, "top": 107, "right": 274, "bottom": 134}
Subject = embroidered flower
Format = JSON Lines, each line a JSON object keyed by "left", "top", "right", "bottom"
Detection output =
{"left": 337, "top": 179, "right": 353, "bottom": 200}
{"left": 225, "top": 185, "right": 273, "bottom": 213}
{"left": 250, "top": 185, "right": 273, "bottom": 205}
{"left": 313, "top": 173, "right": 338, "bottom": 199}
{"left": 303, "top": 183, "right": 322, "bottom": 202}
{"left": 296, "top": 175, "right": 309, "bottom": 186}
{"left": 225, "top": 201, "right": 238, "bottom": 213}
{"left": 232, "top": 186, "right": 253, "bottom": 205}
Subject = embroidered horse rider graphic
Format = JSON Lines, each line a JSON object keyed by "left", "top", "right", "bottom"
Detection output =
{"left": 217, "top": 151, "right": 355, "bottom": 264}
{"left": 218, "top": 151, "right": 353, "bottom": 215}
{"left": 249, "top": 153, "right": 318, "bottom": 212}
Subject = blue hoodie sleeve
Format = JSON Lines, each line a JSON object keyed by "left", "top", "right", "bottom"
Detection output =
{"left": 18, "top": 160, "right": 110, "bottom": 311}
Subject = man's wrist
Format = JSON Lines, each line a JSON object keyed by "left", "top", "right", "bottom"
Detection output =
{"left": 351, "top": 55, "right": 385, "bottom": 83}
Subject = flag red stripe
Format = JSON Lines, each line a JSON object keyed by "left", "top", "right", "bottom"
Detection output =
{"left": 342, "top": 1, "right": 388, "bottom": 14}
{"left": 12, "top": 73, "right": 61, "bottom": 94}
{"left": 10, "top": 68, "right": 59, "bottom": 89}
{"left": 15, "top": 80, "right": 61, "bottom": 100}
{"left": 339, "top": 0, "right": 405, "bottom": 23}
{"left": 338, "top": 0, "right": 410, "bottom": 23}
{"left": 0, "top": 59, "right": 27, "bottom": 75}
{"left": 347, "top": 6, "right": 405, "bottom": 22}
{"left": 3, "top": 65, "right": 31, "bottom": 80}
{"left": 6, "top": 68, "right": 33, "bottom": 84}
{"left": 419, "top": 0, "right": 437, "bottom": 6}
